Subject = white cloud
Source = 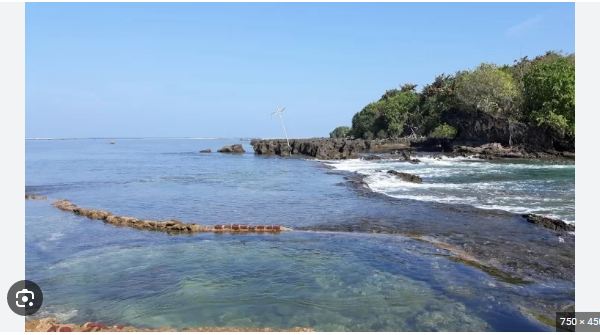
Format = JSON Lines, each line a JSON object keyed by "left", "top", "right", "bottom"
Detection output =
{"left": 506, "top": 14, "right": 543, "bottom": 37}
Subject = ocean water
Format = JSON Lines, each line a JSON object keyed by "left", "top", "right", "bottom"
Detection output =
{"left": 25, "top": 138, "right": 574, "bottom": 331}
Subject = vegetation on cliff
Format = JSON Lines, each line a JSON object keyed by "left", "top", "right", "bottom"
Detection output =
{"left": 329, "top": 126, "right": 351, "bottom": 138}
{"left": 332, "top": 51, "right": 575, "bottom": 147}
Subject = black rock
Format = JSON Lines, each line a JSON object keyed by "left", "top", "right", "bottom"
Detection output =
{"left": 522, "top": 214, "right": 574, "bottom": 232}
{"left": 386, "top": 170, "right": 423, "bottom": 183}
{"left": 217, "top": 144, "right": 245, "bottom": 153}
{"left": 362, "top": 154, "right": 382, "bottom": 161}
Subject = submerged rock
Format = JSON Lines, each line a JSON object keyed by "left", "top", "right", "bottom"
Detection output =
{"left": 25, "top": 194, "right": 47, "bottom": 200}
{"left": 522, "top": 214, "right": 574, "bottom": 232}
{"left": 217, "top": 144, "right": 245, "bottom": 153}
{"left": 398, "top": 150, "right": 421, "bottom": 164}
{"left": 387, "top": 170, "right": 423, "bottom": 183}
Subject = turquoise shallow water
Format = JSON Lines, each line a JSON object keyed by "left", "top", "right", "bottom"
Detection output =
{"left": 25, "top": 138, "right": 573, "bottom": 331}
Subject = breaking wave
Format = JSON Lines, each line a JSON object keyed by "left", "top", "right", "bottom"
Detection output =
{"left": 325, "top": 155, "right": 575, "bottom": 224}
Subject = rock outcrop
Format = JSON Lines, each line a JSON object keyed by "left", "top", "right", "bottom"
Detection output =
{"left": 251, "top": 138, "right": 411, "bottom": 160}
{"left": 449, "top": 142, "right": 575, "bottom": 160}
{"left": 386, "top": 170, "right": 423, "bottom": 183}
{"left": 441, "top": 108, "right": 575, "bottom": 152}
{"left": 218, "top": 144, "right": 245, "bottom": 153}
{"left": 252, "top": 134, "right": 573, "bottom": 160}
{"left": 453, "top": 143, "right": 529, "bottom": 159}
{"left": 522, "top": 214, "right": 574, "bottom": 232}
{"left": 52, "top": 200, "right": 288, "bottom": 234}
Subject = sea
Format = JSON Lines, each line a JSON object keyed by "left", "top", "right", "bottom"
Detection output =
{"left": 25, "top": 138, "right": 575, "bottom": 331}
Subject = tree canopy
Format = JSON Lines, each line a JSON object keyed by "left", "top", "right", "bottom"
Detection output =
{"left": 350, "top": 85, "right": 420, "bottom": 139}
{"left": 523, "top": 54, "right": 575, "bottom": 135}
{"left": 454, "top": 64, "right": 520, "bottom": 118}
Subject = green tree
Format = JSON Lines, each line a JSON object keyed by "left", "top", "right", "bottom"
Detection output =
{"left": 351, "top": 85, "right": 419, "bottom": 139}
{"left": 379, "top": 88, "right": 420, "bottom": 137}
{"left": 523, "top": 54, "right": 575, "bottom": 135}
{"left": 350, "top": 102, "right": 383, "bottom": 138}
{"left": 454, "top": 64, "right": 520, "bottom": 118}
{"left": 329, "top": 126, "right": 351, "bottom": 138}
{"left": 505, "top": 51, "right": 568, "bottom": 119}
{"left": 417, "top": 74, "right": 458, "bottom": 135}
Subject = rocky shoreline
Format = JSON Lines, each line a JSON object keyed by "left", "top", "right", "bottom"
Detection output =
{"left": 25, "top": 318, "right": 312, "bottom": 332}
{"left": 250, "top": 137, "right": 575, "bottom": 161}
{"left": 296, "top": 170, "right": 574, "bottom": 326}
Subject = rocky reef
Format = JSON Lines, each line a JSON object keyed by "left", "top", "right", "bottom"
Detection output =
{"left": 25, "top": 318, "right": 312, "bottom": 332}
{"left": 52, "top": 200, "right": 288, "bottom": 234}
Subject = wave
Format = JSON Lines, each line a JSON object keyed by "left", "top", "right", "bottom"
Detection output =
{"left": 326, "top": 157, "right": 575, "bottom": 224}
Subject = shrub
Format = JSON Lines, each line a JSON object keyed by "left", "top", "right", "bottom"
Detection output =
{"left": 429, "top": 123, "right": 457, "bottom": 139}
{"left": 329, "top": 126, "right": 351, "bottom": 138}
{"left": 376, "top": 129, "right": 388, "bottom": 139}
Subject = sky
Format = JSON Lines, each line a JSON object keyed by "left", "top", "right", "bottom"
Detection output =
{"left": 26, "top": 2, "right": 575, "bottom": 139}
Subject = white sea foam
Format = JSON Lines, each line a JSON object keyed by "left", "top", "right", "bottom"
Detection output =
{"left": 326, "top": 156, "right": 575, "bottom": 223}
{"left": 48, "top": 232, "right": 64, "bottom": 241}
{"left": 36, "top": 308, "right": 78, "bottom": 321}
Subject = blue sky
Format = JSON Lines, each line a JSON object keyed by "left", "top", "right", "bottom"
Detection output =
{"left": 26, "top": 2, "right": 574, "bottom": 138}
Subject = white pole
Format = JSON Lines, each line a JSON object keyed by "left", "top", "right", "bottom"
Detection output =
{"left": 273, "top": 107, "right": 291, "bottom": 153}
{"left": 278, "top": 113, "right": 291, "bottom": 150}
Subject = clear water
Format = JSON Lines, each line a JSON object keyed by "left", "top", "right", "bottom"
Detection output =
{"left": 26, "top": 139, "right": 573, "bottom": 331}
{"left": 325, "top": 155, "right": 575, "bottom": 224}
